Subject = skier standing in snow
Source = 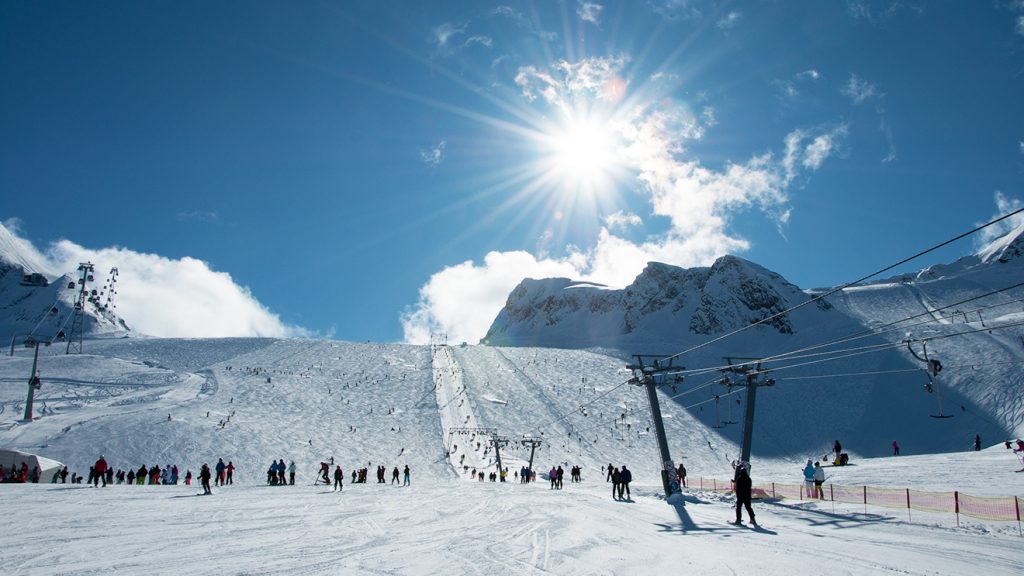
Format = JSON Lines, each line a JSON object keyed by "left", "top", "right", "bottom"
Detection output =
{"left": 892, "top": 440, "right": 900, "bottom": 456}
{"left": 288, "top": 461, "right": 296, "bottom": 485}
{"left": 226, "top": 461, "right": 234, "bottom": 485}
{"left": 802, "top": 460, "right": 815, "bottom": 496}
{"left": 813, "top": 461, "right": 825, "bottom": 500}
{"left": 392, "top": 466, "right": 400, "bottom": 484}
{"left": 333, "top": 465, "right": 343, "bottom": 492}
{"left": 215, "top": 458, "right": 226, "bottom": 486}
{"left": 610, "top": 467, "right": 621, "bottom": 499}
{"left": 619, "top": 465, "right": 632, "bottom": 500}
{"left": 833, "top": 440, "right": 842, "bottom": 464}
{"left": 974, "top": 434, "right": 982, "bottom": 451}
{"left": 93, "top": 455, "right": 108, "bottom": 488}
{"left": 403, "top": 465, "right": 410, "bottom": 486}
{"left": 733, "top": 464, "right": 756, "bottom": 525}
{"left": 677, "top": 463, "right": 687, "bottom": 488}
{"left": 199, "top": 463, "right": 212, "bottom": 495}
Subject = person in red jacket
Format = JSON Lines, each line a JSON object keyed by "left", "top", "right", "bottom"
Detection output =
{"left": 94, "top": 456, "right": 109, "bottom": 487}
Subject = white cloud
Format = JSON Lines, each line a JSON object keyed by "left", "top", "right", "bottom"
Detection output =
{"left": 177, "top": 210, "right": 219, "bottom": 223}
{"left": 403, "top": 56, "right": 848, "bottom": 344}
{"left": 603, "top": 210, "right": 643, "bottom": 231}
{"left": 577, "top": 2, "right": 603, "bottom": 25}
{"left": 975, "top": 191, "right": 1024, "bottom": 248}
{"left": 1019, "top": 141, "right": 1024, "bottom": 154}
{"left": 841, "top": 73, "right": 880, "bottom": 104}
{"left": 464, "top": 36, "right": 493, "bottom": 48}
{"left": 0, "top": 223, "right": 306, "bottom": 338}
{"left": 797, "top": 69, "right": 821, "bottom": 82}
{"left": 432, "top": 22, "right": 466, "bottom": 47}
{"left": 1017, "top": 15, "right": 1024, "bottom": 35}
{"left": 490, "top": 5, "right": 558, "bottom": 40}
{"left": 717, "top": 11, "right": 742, "bottom": 30}
{"left": 649, "top": 0, "right": 701, "bottom": 20}
{"left": 420, "top": 140, "right": 447, "bottom": 166}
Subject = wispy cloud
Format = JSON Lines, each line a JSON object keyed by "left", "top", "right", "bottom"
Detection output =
{"left": 648, "top": 0, "right": 701, "bottom": 20}
{"left": 490, "top": 5, "right": 557, "bottom": 40}
{"left": 1017, "top": 14, "right": 1024, "bottom": 35}
{"left": 604, "top": 210, "right": 643, "bottom": 231}
{"left": 846, "top": 0, "right": 923, "bottom": 23}
{"left": 402, "top": 56, "right": 848, "bottom": 344}
{"left": 177, "top": 210, "right": 219, "bottom": 224}
{"left": 975, "top": 191, "right": 1024, "bottom": 249}
{"left": 464, "top": 35, "right": 493, "bottom": 48}
{"left": 797, "top": 69, "right": 821, "bottom": 82}
{"left": 420, "top": 140, "right": 447, "bottom": 166}
{"left": 841, "top": 73, "right": 880, "bottom": 104}
{"left": 0, "top": 221, "right": 307, "bottom": 338}
{"left": 717, "top": 11, "right": 742, "bottom": 30}
{"left": 577, "top": 2, "right": 604, "bottom": 25}
{"left": 432, "top": 21, "right": 467, "bottom": 47}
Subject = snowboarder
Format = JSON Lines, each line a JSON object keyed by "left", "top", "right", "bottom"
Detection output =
{"left": 733, "top": 464, "right": 756, "bottom": 525}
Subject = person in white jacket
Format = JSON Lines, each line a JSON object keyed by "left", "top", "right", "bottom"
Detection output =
{"left": 813, "top": 461, "right": 826, "bottom": 500}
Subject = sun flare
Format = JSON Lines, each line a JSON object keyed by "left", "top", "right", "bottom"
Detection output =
{"left": 544, "top": 114, "right": 621, "bottom": 193}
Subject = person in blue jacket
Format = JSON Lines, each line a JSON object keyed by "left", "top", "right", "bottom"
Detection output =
{"left": 802, "top": 459, "right": 815, "bottom": 497}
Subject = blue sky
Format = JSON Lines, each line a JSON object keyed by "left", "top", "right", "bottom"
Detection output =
{"left": 2, "top": 0, "right": 1023, "bottom": 343}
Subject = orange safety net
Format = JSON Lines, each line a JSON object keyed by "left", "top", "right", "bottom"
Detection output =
{"left": 906, "top": 489, "right": 955, "bottom": 514}
{"left": 957, "top": 493, "right": 1020, "bottom": 522}
{"left": 866, "top": 486, "right": 907, "bottom": 510}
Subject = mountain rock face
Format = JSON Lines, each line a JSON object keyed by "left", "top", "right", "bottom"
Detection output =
{"left": 483, "top": 256, "right": 832, "bottom": 348}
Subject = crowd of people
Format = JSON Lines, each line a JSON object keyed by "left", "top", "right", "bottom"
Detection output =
{"left": 316, "top": 460, "right": 411, "bottom": 490}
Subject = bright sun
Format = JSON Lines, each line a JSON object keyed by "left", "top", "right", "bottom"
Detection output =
{"left": 545, "top": 115, "right": 620, "bottom": 193}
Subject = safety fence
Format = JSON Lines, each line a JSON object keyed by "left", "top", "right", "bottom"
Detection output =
{"left": 689, "top": 476, "right": 1023, "bottom": 535}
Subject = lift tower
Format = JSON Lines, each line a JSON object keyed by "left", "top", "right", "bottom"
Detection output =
{"left": 66, "top": 262, "right": 94, "bottom": 354}
{"left": 626, "top": 354, "right": 682, "bottom": 498}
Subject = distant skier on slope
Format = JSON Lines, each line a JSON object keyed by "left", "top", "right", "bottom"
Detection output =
{"left": 333, "top": 465, "right": 343, "bottom": 492}
{"left": 199, "top": 463, "right": 212, "bottom": 495}
{"left": 802, "top": 460, "right": 815, "bottom": 496}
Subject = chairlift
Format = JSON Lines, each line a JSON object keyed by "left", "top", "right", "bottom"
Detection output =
{"left": 49, "top": 307, "right": 58, "bottom": 316}
{"left": 91, "top": 289, "right": 98, "bottom": 296}
{"left": 67, "top": 282, "right": 76, "bottom": 289}
{"left": 24, "top": 336, "right": 37, "bottom": 348}
{"left": 56, "top": 330, "right": 65, "bottom": 341}
{"left": 87, "top": 275, "right": 94, "bottom": 282}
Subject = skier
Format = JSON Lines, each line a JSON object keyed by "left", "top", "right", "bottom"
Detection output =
{"left": 619, "top": 465, "right": 632, "bottom": 500}
{"left": 802, "top": 460, "right": 815, "bottom": 496}
{"left": 392, "top": 466, "right": 400, "bottom": 484}
{"left": 892, "top": 440, "right": 900, "bottom": 456}
{"left": 319, "top": 462, "right": 330, "bottom": 484}
{"left": 610, "top": 467, "right": 621, "bottom": 500}
{"left": 833, "top": 440, "right": 842, "bottom": 465}
{"left": 226, "top": 461, "right": 235, "bottom": 485}
{"left": 199, "top": 463, "right": 212, "bottom": 495}
{"left": 402, "top": 465, "right": 410, "bottom": 486}
{"left": 974, "top": 434, "right": 982, "bottom": 451}
{"left": 677, "top": 463, "right": 687, "bottom": 488}
{"left": 606, "top": 463, "right": 613, "bottom": 482}
{"left": 813, "top": 461, "right": 825, "bottom": 500}
{"left": 277, "top": 459, "right": 286, "bottom": 485}
{"left": 288, "top": 461, "right": 296, "bottom": 485}
{"left": 333, "top": 465, "right": 343, "bottom": 492}
{"left": 93, "top": 455, "right": 109, "bottom": 488}
{"left": 185, "top": 469, "right": 192, "bottom": 486}
{"left": 215, "top": 458, "right": 226, "bottom": 486}
{"left": 733, "top": 464, "right": 756, "bottom": 525}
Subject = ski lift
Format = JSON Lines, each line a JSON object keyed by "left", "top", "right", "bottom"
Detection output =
{"left": 67, "top": 282, "right": 76, "bottom": 289}
{"left": 49, "top": 307, "right": 58, "bottom": 316}
{"left": 24, "top": 336, "right": 37, "bottom": 348}
{"left": 56, "top": 330, "right": 65, "bottom": 341}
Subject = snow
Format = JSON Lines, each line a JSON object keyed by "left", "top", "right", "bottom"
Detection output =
{"left": 1, "top": 337, "right": 1023, "bottom": 574}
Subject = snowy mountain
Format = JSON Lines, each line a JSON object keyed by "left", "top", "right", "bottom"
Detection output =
{"left": 0, "top": 223, "right": 130, "bottom": 345}
{"left": 481, "top": 226, "right": 1024, "bottom": 453}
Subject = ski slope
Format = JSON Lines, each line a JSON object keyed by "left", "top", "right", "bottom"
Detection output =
{"left": 1, "top": 337, "right": 1023, "bottom": 574}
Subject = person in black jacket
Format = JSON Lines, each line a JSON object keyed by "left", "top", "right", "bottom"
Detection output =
{"left": 618, "top": 465, "right": 632, "bottom": 500}
{"left": 734, "top": 464, "right": 755, "bottom": 525}
{"left": 199, "top": 463, "right": 212, "bottom": 495}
